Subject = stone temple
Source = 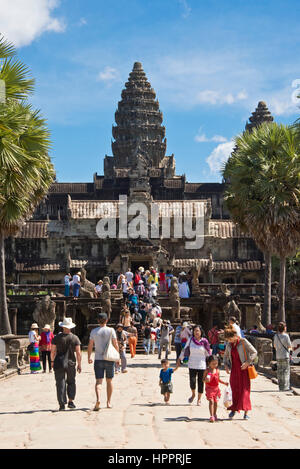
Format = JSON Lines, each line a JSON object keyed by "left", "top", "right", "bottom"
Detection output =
{"left": 5, "top": 63, "right": 273, "bottom": 287}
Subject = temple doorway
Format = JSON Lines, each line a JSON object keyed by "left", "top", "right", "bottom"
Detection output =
{"left": 130, "top": 260, "right": 150, "bottom": 273}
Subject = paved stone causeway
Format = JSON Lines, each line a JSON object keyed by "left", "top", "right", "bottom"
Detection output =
{"left": 0, "top": 352, "right": 299, "bottom": 449}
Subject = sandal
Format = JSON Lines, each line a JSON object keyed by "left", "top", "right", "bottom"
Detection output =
{"left": 107, "top": 402, "right": 113, "bottom": 409}
{"left": 209, "top": 416, "right": 215, "bottom": 423}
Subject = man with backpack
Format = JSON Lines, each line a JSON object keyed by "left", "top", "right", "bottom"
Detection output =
{"left": 50, "top": 317, "right": 81, "bottom": 411}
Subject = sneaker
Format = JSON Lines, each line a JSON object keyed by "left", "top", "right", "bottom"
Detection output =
{"left": 229, "top": 411, "right": 236, "bottom": 419}
{"left": 68, "top": 401, "right": 76, "bottom": 409}
{"left": 122, "top": 370, "right": 128, "bottom": 373}
{"left": 243, "top": 413, "right": 250, "bottom": 420}
{"left": 214, "top": 415, "right": 218, "bottom": 421}
{"left": 209, "top": 416, "right": 215, "bottom": 423}
{"left": 59, "top": 404, "right": 65, "bottom": 411}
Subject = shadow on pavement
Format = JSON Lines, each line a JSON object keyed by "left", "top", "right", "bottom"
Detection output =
{"left": 0, "top": 408, "right": 91, "bottom": 415}
{"left": 164, "top": 416, "right": 245, "bottom": 422}
{"left": 127, "top": 363, "right": 162, "bottom": 368}
{"left": 133, "top": 403, "right": 193, "bottom": 407}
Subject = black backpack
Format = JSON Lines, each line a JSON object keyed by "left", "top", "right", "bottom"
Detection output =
{"left": 53, "top": 334, "right": 73, "bottom": 371}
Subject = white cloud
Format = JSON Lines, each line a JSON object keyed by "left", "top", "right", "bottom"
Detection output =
{"left": 196, "top": 89, "right": 248, "bottom": 106}
{"left": 178, "top": 0, "right": 191, "bottom": 18}
{"left": 206, "top": 140, "right": 235, "bottom": 174}
{"left": 0, "top": 0, "right": 65, "bottom": 47}
{"left": 195, "top": 133, "right": 227, "bottom": 143}
{"left": 267, "top": 85, "right": 300, "bottom": 116}
{"left": 97, "top": 66, "right": 120, "bottom": 83}
{"left": 78, "top": 17, "right": 87, "bottom": 27}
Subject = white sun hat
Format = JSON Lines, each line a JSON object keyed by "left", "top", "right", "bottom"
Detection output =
{"left": 59, "top": 317, "right": 76, "bottom": 329}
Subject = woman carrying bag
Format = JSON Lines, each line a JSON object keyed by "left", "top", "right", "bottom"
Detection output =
{"left": 273, "top": 322, "right": 292, "bottom": 392}
{"left": 223, "top": 326, "right": 257, "bottom": 420}
{"left": 176, "top": 325, "right": 211, "bottom": 406}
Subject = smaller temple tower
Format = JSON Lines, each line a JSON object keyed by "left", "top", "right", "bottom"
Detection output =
{"left": 245, "top": 101, "right": 274, "bottom": 132}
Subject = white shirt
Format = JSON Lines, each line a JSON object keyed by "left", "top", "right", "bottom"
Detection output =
{"left": 95, "top": 284, "right": 102, "bottom": 293}
{"left": 178, "top": 281, "right": 190, "bottom": 298}
{"left": 122, "top": 280, "right": 128, "bottom": 293}
{"left": 28, "top": 330, "right": 37, "bottom": 343}
{"left": 153, "top": 317, "right": 162, "bottom": 328}
{"left": 125, "top": 271, "right": 133, "bottom": 283}
{"left": 90, "top": 326, "right": 117, "bottom": 361}
{"left": 180, "top": 338, "right": 209, "bottom": 370}
{"left": 73, "top": 275, "right": 80, "bottom": 285}
{"left": 64, "top": 275, "right": 70, "bottom": 285}
{"left": 149, "top": 284, "right": 158, "bottom": 296}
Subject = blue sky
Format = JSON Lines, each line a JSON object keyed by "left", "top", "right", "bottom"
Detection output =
{"left": 0, "top": 0, "right": 299, "bottom": 183}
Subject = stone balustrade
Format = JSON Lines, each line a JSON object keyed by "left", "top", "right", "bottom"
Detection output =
{"left": 0, "top": 335, "right": 29, "bottom": 377}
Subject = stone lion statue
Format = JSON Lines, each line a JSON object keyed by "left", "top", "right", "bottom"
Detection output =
{"left": 79, "top": 268, "right": 95, "bottom": 298}
{"left": 169, "top": 276, "right": 180, "bottom": 319}
{"left": 254, "top": 303, "right": 266, "bottom": 333}
{"left": 33, "top": 295, "right": 56, "bottom": 331}
{"left": 224, "top": 298, "right": 241, "bottom": 325}
{"left": 101, "top": 276, "right": 112, "bottom": 318}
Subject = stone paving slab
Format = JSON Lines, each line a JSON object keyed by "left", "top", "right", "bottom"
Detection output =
{"left": 0, "top": 352, "right": 299, "bottom": 449}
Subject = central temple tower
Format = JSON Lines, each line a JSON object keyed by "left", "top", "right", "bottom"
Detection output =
{"left": 104, "top": 62, "right": 175, "bottom": 179}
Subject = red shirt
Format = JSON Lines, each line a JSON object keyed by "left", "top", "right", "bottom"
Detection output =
{"left": 39, "top": 331, "right": 54, "bottom": 351}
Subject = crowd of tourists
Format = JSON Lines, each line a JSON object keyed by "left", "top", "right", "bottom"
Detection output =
{"left": 63, "top": 266, "right": 193, "bottom": 300}
{"left": 28, "top": 267, "right": 294, "bottom": 421}
{"left": 27, "top": 306, "right": 294, "bottom": 421}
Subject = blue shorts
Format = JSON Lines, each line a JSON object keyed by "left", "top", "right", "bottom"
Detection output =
{"left": 94, "top": 360, "right": 115, "bottom": 380}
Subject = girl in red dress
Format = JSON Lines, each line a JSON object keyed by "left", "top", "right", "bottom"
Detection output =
{"left": 203, "top": 355, "right": 228, "bottom": 422}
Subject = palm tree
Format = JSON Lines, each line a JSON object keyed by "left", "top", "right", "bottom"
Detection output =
{"left": 0, "top": 36, "right": 54, "bottom": 335}
{"left": 222, "top": 122, "right": 300, "bottom": 325}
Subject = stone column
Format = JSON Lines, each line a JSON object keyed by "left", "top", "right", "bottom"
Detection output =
{"left": 9, "top": 308, "right": 18, "bottom": 335}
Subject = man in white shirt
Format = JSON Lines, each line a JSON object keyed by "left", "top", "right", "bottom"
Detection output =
{"left": 94, "top": 280, "right": 103, "bottom": 298}
{"left": 125, "top": 269, "right": 133, "bottom": 284}
{"left": 149, "top": 281, "right": 158, "bottom": 299}
{"left": 122, "top": 279, "right": 129, "bottom": 300}
{"left": 72, "top": 272, "right": 81, "bottom": 300}
{"left": 88, "top": 313, "right": 119, "bottom": 411}
{"left": 64, "top": 273, "right": 71, "bottom": 297}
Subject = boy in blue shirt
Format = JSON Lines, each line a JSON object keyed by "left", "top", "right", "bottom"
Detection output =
{"left": 159, "top": 359, "right": 178, "bottom": 405}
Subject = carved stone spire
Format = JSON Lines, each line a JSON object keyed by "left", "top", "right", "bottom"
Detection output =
{"left": 245, "top": 101, "right": 274, "bottom": 132}
{"left": 109, "top": 62, "right": 168, "bottom": 172}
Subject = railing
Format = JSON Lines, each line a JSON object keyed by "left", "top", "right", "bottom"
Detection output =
{"left": 6, "top": 282, "right": 278, "bottom": 298}
{"left": 6, "top": 284, "right": 64, "bottom": 296}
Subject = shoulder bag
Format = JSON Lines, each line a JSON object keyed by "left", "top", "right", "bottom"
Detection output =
{"left": 275, "top": 334, "right": 292, "bottom": 364}
{"left": 241, "top": 339, "right": 258, "bottom": 379}
{"left": 103, "top": 328, "right": 120, "bottom": 362}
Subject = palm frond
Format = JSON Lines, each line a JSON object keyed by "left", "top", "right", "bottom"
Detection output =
{"left": 0, "top": 35, "right": 16, "bottom": 60}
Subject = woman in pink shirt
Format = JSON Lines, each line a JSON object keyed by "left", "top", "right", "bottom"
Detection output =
{"left": 39, "top": 325, "right": 54, "bottom": 373}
